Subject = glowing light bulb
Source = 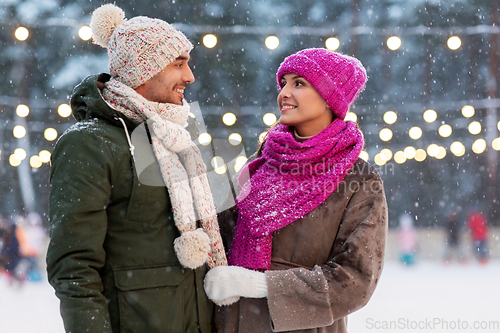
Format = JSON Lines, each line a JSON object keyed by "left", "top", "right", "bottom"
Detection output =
{"left": 472, "top": 139, "right": 486, "bottom": 154}
{"left": 14, "top": 148, "right": 27, "bottom": 161}
{"left": 78, "top": 26, "right": 92, "bottom": 41}
{"left": 16, "top": 104, "right": 29, "bottom": 117}
{"left": 379, "top": 128, "right": 393, "bottom": 142}
{"left": 380, "top": 149, "right": 393, "bottom": 162}
{"left": 203, "top": 34, "right": 217, "bottom": 48}
{"left": 404, "top": 146, "right": 416, "bottom": 159}
{"left": 383, "top": 111, "right": 397, "bottom": 124}
{"left": 234, "top": 156, "right": 248, "bottom": 172}
{"left": 15, "top": 27, "right": 29, "bottom": 41}
{"left": 30, "top": 155, "right": 42, "bottom": 168}
{"left": 211, "top": 156, "right": 227, "bottom": 174}
{"left": 345, "top": 112, "right": 357, "bottom": 122}
{"left": 39, "top": 150, "right": 51, "bottom": 163}
{"left": 374, "top": 154, "right": 386, "bottom": 166}
{"left": 450, "top": 141, "right": 465, "bottom": 156}
{"left": 427, "top": 144, "right": 440, "bottom": 157}
{"left": 228, "top": 133, "right": 242, "bottom": 146}
{"left": 447, "top": 36, "right": 461, "bottom": 50}
{"left": 58, "top": 104, "right": 72, "bottom": 117}
{"left": 13, "top": 125, "right": 26, "bottom": 138}
{"left": 394, "top": 151, "right": 406, "bottom": 164}
{"left": 359, "top": 151, "right": 369, "bottom": 161}
{"left": 222, "top": 113, "right": 237, "bottom": 126}
{"left": 492, "top": 138, "right": 500, "bottom": 151}
{"left": 263, "top": 113, "right": 277, "bottom": 126}
{"left": 423, "top": 109, "right": 437, "bottom": 123}
{"left": 198, "top": 133, "right": 212, "bottom": 146}
{"left": 44, "top": 128, "right": 58, "bottom": 141}
{"left": 387, "top": 36, "right": 402, "bottom": 50}
{"left": 259, "top": 132, "right": 268, "bottom": 143}
{"left": 415, "top": 149, "right": 427, "bottom": 162}
{"left": 409, "top": 127, "right": 422, "bottom": 140}
{"left": 265, "top": 36, "right": 279, "bottom": 50}
{"left": 211, "top": 156, "right": 225, "bottom": 169}
{"left": 9, "top": 154, "right": 22, "bottom": 167}
{"left": 325, "top": 37, "right": 340, "bottom": 51}
{"left": 436, "top": 146, "right": 446, "bottom": 159}
{"left": 468, "top": 121, "right": 481, "bottom": 135}
{"left": 438, "top": 124, "right": 452, "bottom": 138}
{"left": 462, "top": 105, "right": 475, "bottom": 118}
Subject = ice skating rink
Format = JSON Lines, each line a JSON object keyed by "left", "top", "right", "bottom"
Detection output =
{"left": 348, "top": 260, "right": 500, "bottom": 332}
{"left": 1, "top": 260, "right": 499, "bottom": 333}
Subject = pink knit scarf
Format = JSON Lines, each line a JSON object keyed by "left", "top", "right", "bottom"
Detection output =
{"left": 228, "top": 119, "right": 364, "bottom": 271}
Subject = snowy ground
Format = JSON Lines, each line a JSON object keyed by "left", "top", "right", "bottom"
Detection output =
{"left": 349, "top": 260, "right": 500, "bottom": 332}
{"left": 1, "top": 261, "right": 499, "bottom": 333}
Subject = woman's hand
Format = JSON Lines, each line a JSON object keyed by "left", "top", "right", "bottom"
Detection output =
{"left": 203, "top": 266, "right": 268, "bottom": 305}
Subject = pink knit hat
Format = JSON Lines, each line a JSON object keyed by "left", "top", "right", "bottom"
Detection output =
{"left": 90, "top": 4, "right": 193, "bottom": 89}
{"left": 276, "top": 48, "right": 367, "bottom": 120}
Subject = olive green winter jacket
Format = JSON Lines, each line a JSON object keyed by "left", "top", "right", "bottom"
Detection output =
{"left": 46, "top": 73, "right": 213, "bottom": 333}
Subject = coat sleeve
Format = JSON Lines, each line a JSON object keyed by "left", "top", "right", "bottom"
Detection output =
{"left": 46, "top": 128, "right": 115, "bottom": 333}
{"left": 265, "top": 172, "right": 388, "bottom": 332}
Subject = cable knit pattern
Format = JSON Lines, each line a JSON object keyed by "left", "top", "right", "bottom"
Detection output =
{"left": 91, "top": 4, "right": 193, "bottom": 89}
{"left": 229, "top": 119, "right": 364, "bottom": 271}
{"left": 101, "top": 78, "right": 227, "bottom": 269}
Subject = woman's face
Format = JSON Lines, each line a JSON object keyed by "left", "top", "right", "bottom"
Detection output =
{"left": 277, "top": 73, "right": 333, "bottom": 137}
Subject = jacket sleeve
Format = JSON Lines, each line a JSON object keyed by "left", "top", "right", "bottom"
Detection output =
{"left": 265, "top": 172, "right": 388, "bottom": 332}
{"left": 46, "top": 128, "right": 114, "bottom": 333}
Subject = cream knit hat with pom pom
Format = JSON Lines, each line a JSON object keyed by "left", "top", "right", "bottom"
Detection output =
{"left": 90, "top": 4, "right": 193, "bottom": 88}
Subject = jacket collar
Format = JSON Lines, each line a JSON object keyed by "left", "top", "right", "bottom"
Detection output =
{"left": 70, "top": 73, "right": 140, "bottom": 132}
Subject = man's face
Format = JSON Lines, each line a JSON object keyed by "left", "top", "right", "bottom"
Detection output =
{"left": 135, "top": 51, "right": 195, "bottom": 105}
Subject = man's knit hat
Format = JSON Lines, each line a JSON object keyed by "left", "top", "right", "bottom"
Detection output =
{"left": 276, "top": 48, "right": 367, "bottom": 120}
{"left": 90, "top": 4, "right": 193, "bottom": 89}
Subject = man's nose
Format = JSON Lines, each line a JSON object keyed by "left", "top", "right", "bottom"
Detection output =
{"left": 184, "top": 65, "right": 195, "bottom": 83}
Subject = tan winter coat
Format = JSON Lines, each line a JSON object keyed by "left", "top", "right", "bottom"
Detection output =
{"left": 216, "top": 158, "right": 388, "bottom": 333}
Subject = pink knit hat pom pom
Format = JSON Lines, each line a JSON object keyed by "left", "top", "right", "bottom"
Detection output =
{"left": 91, "top": 4, "right": 127, "bottom": 48}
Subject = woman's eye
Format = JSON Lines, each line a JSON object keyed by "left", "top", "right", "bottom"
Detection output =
{"left": 295, "top": 80, "right": 304, "bottom": 86}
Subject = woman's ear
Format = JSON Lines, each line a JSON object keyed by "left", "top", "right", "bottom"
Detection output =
{"left": 326, "top": 105, "right": 334, "bottom": 123}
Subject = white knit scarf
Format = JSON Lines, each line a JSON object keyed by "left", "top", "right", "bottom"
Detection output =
{"left": 101, "top": 78, "right": 227, "bottom": 269}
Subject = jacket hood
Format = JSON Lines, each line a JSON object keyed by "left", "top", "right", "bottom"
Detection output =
{"left": 70, "top": 73, "right": 139, "bottom": 130}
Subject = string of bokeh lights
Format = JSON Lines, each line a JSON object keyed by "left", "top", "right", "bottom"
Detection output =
{"left": 6, "top": 24, "right": 500, "bottom": 171}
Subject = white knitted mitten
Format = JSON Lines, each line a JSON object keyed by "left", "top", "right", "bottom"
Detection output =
{"left": 204, "top": 266, "right": 267, "bottom": 305}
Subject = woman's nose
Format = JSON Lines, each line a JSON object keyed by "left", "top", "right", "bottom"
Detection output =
{"left": 278, "top": 85, "right": 291, "bottom": 99}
